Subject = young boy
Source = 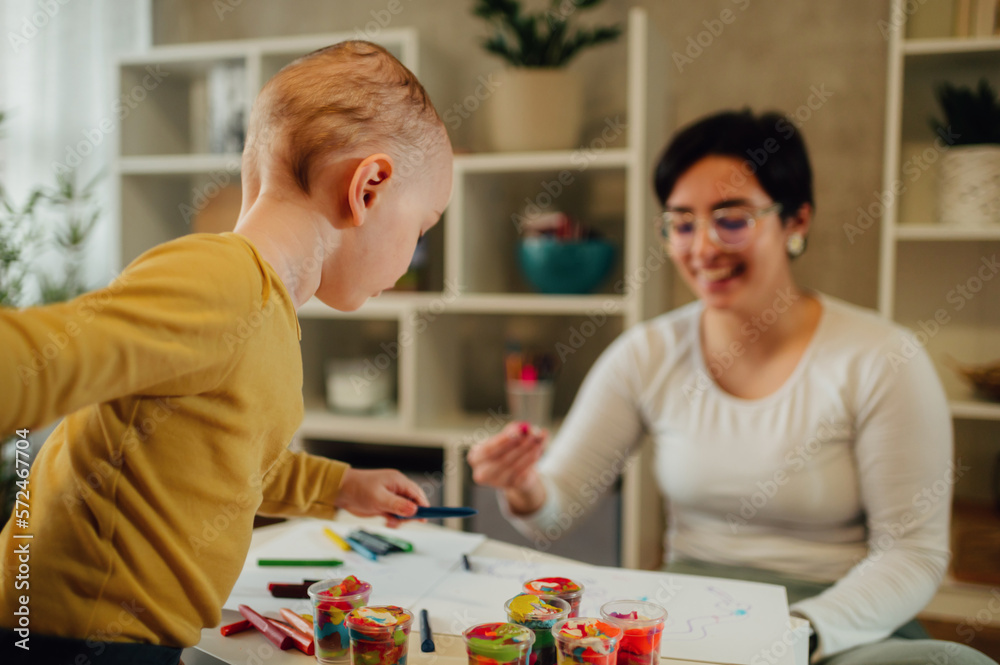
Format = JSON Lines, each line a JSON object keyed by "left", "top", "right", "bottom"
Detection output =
{"left": 0, "top": 40, "right": 453, "bottom": 664}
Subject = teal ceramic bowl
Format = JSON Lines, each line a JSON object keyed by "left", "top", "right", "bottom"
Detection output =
{"left": 517, "top": 238, "right": 616, "bottom": 294}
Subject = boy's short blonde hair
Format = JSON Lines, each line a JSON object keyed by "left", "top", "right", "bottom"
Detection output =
{"left": 244, "top": 40, "right": 445, "bottom": 195}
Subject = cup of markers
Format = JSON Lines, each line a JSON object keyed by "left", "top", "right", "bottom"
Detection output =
{"left": 346, "top": 606, "right": 414, "bottom": 665}
{"left": 551, "top": 617, "right": 622, "bottom": 665}
{"left": 522, "top": 578, "right": 585, "bottom": 618}
{"left": 505, "top": 594, "right": 571, "bottom": 665}
{"left": 599, "top": 601, "right": 667, "bottom": 665}
{"left": 464, "top": 622, "right": 537, "bottom": 665}
{"left": 308, "top": 576, "right": 373, "bottom": 664}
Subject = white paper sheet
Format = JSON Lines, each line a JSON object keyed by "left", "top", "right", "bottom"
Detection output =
{"left": 200, "top": 522, "right": 793, "bottom": 665}
{"left": 224, "top": 519, "right": 486, "bottom": 615}
{"left": 421, "top": 555, "right": 791, "bottom": 665}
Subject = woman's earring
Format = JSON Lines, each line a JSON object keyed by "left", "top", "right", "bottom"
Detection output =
{"left": 786, "top": 233, "right": 806, "bottom": 258}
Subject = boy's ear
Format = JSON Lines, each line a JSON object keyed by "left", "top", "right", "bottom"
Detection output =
{"left": 348, "top": 154, "right": 395, "bottom": 226}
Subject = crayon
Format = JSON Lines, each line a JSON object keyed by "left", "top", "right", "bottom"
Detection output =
{"left": 238, "top": 605, "right": 293, "bottom": 650}
{"left": 345, "top": 536, "right": 379, "bottom": 561}
{"left": 258, "top": 558, "right": 342, "bottom": 567}
{"left": 280, "top": 608, "right": 315, "bottom": 637}
{"left": 268, "top": 582, "right": 317, "bottom": 599}
{"left": 220, "top": 619, "right": 253, "bottom": 636}
{"left": 324, "top": 527, "right": 352, "bottom": 551}
{"left": 268, "top": 617, "right": 315, "bottom": 655}
{"left": 367, "top": 531, "right": 413, "bottom": 552}
{"left": 348, "top": 530, "right": 394, "bottom": 555}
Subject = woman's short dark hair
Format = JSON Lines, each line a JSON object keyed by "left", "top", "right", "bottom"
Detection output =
{"left": 653, "top": 109, "right": 814, "bottom": 224}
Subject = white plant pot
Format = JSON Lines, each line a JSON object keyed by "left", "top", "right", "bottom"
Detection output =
{"left": 489, "top": 68, "right": 583, "bottom": 152}
{"left": 937, "top": 145, "right": 1000, "bottom": 226}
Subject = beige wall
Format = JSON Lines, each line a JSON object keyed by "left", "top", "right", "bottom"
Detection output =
{"left": 153, "top": 0, "right": 890, "bottom": 310}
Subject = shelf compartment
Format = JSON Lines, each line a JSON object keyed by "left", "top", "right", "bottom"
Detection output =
{"left": 299, "top": 317, "right": 404, "bottom": 424}
{"left": 299, "top": 439, "right": 450, "bottom": 515}
{"left": 119, "top": 172, "right": 242, "bottom": 266}
{"left": 893, "top": 243, "right": 1000, "bottom": 421}
{"left": 894, "top": 51, "right": 1000, "bottom": 228}
{"left": 453, "top": 167, "right": 628, "bottom": 294}
{"left": 119, "top": 57, "right": 250, "bottom": 157}
{"left": 411, "top": 311, "right": 624, "bottom": 430}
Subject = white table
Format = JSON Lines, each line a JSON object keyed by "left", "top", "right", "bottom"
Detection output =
{"left": 183, "top": 516, "right": 808, "bottom": 665}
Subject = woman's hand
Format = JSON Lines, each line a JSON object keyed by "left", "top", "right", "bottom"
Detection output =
{"left": 467, "top": 421, "right": 547, "bottom": 516}
{"left": 335, "top": 468, "right": 430, "bottom": 528}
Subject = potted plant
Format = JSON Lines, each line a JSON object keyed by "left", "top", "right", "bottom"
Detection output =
{"left": 930, "top": 78, "right": 1000, "bottom": 227}
{"left": 472, "top": 0, "right": 622, "bottom": 152}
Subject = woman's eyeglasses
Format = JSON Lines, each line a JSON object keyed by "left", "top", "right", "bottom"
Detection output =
{"left": 656, "top": 203, "right": 782, "bottom": 252}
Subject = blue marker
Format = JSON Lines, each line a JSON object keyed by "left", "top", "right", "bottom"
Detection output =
{"left": 345, "top": 536, "right": 379, "bottom": 561}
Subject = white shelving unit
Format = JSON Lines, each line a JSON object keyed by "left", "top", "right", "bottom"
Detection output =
{"left": 880, "top": 1, "right": 1000, "bottom": 419}
{"left": 113, "top": 9, "right": 670, "bottom": 569}
{"left": 880, "top": 0, "right": 1000, "bottom": 633}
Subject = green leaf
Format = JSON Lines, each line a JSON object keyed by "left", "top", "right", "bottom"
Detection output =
{"left": 930, "top": 78, "right": 1000, "bottom": 145}
{"left": 471, "top": 0, "right": 621, "bottom": 67}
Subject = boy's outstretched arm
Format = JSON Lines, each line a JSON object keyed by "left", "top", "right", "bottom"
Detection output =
{"left": 0, "top": 235, "right": 260, "bottom": 436}
{"left": 257, "top": 449, "right": 429, "bottom": 527}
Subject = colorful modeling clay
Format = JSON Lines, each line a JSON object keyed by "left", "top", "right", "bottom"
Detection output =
{"left": 308, "top": 576, "right": 373, "bottom": 664}
{"left": 505, "top": 594, "right": 571, "bottom": 665}
{"left": 522, "top": 578, "right": 585, "bottom": 618}
{"left": 463, "top": 622, "right": 536, "bottom": 665}
{"left": 552, "top": 618, "right": 622, "bottom": 665}
{"left": 346, "top": 605, "right": 414, "bottom": 665}
{"left": 600, "top": 601, "right": 667, "bottom": 665}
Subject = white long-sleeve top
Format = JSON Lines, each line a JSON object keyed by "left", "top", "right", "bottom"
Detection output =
{"left": 505, "top": 293, "right": 953, "bottom": 659}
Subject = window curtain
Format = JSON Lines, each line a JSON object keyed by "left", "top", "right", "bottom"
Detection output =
{"left": 0, "top": 0, "right": 151, "bottom": 288}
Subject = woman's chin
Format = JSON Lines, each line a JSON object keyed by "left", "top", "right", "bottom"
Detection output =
{"left": 693, "top": 276, "right": 743, "bottom": 305}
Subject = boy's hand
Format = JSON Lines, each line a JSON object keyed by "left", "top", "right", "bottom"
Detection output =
{"left": 335, "top": 468, "right": 430, "bottom": 528}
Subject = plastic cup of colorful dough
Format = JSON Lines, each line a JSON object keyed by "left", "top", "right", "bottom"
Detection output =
{"left": 599, "top": 601, "right": 667, "bottom": 665}
{"left": 307, "top": 576, "right": 373, "bottom": 664}
{"left": 505, "top": 594, "right": 571, "bottom": 665}
{"left": 551, "top": 617, "right": 622, "bottom": 665}
{"left": 346, "top": 605, "right": 414, "bottom": 665}
{"left": 522, "top": 578, "right": 585, "bottom": 618}
{"left": 463, "top": 622, "right": 537, "bottom": 665}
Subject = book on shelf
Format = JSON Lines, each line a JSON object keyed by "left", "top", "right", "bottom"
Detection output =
{"left": 973, "top": 0, "right": 999, "bottom": 35}
{"left": 952, "top": 0, "right": 1000, "bottom": 36}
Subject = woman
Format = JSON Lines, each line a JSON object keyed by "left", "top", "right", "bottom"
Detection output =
{"left": 468, "top": 110, "right": 995, "bottom": 665}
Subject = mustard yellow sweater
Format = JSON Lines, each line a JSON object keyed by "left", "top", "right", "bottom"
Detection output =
{"left": 0, "top": 232, "right": 348, "bottom": 646}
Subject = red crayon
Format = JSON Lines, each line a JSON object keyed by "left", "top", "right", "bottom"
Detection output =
{"left": 220, "top": 619, "right": 253, "bottom": 636}
{"left": 238, "top": 605, "right": 293, "bottom": 650}
{"left": 268, "top": 618, "right": 316, "bottom": 655}
{"left": 268, "top": 579, "right": 320, "bottom": 598}
{"left": 280, "top": 608, "right": 315, "bottom": 637}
